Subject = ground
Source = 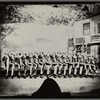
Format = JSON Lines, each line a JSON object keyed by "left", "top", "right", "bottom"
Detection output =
{"left": 0, "top": 69, "right": 100, "bottom": 97}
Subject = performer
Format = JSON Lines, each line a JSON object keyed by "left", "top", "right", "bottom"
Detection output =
{"left": 38, "top": 52, "right": 44, "bottom": 78}
{"left": 72, "top": 52, "right": 78, "bottom": 77}
{"left": 72, "top": 53, "right": 77, "bottom": 62}
{"left": 84, "top": 55, "right": 93, "bottom": 77}
{"left": 52, "top": 53, "right": 58, "bottom": 78}
{"left": 28, "top": 53, "right": 34, "bottom": 78}
{"left": 44, "top": 53, "right": 52, "bottom": 78}
{"left": 77, "top": 52, "right": 82, "bottom": 63}
{"left": 2, "top": 53, "right": 10, "bottom": 78}
{"left": 9, "top": 53, "right": 15, "bottom": 78}
{"left": 18, "top": 53, "right": 23, "bottom": 76}
{"left": 79, "top": 63, "right": 84, "bottom": 77}
{"left": 69, "top": 53, "right": 73, "bottom": 62}
{"left": 83, "top": 52, "right": 88, "bottom": 64}
{"left": 78, "top": 53, "right": 85, "bottom": 77}
{"left": 89, "top": 55, "right": 96, "bottom": 64}
{"left": 21, "top": 53, "right": 28, "bottom": 78}
{"left": 73, "top": 60, "right": 79, "bottom": 77}
{"left": 15, "top": 53, "right": 22, "bottom": 78}
{"left": 66, "top": 52, "right": 70, "bottom": 63}
{"left": 62, "top": 53, "right": 69, "bottom": 78}
{"left": 57, "top": 53, "right": 64, "bottom": 76}
{"left": 88, "top": 55, "right": 97, "bottom": 76}
{"left": 82, "top": 53, "right": 88, "bottom": 76}
{"left": 32, "top": 53, "right": 38, "bottom": 78}
{"left": 68, "top": 53, "right": 73, "bottom": 77}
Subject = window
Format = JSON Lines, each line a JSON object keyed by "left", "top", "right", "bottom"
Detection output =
{"left": 83, "top": 23, "right": 90, "bottom": 35}
{"left": 98, "top": 23, "right": 100, "bottom": 33}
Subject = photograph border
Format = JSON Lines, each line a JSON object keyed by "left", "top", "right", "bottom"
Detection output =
{"left": 0, "top": 0, "right": 100, "bottom": 99}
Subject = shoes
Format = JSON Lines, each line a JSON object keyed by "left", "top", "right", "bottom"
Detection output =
{"left": 40, "top": 75, "right": 43, "bottom": 78}
{"left": 6, "top": 76, "right": 8, "bottom": 79}
{"left": 34, "top": 75, "right": 37, "bottom": 78}
{"left": 58, "top": 75, "right": 61, "bottom": 78}
{"left": 53, "top": 74, "right": 57, "bottom": 78}
{"left": 6, "top": 74, "right": 8, "bottom": 79}
{"left": 18, "top": 74, "right": 21, "bottom": 78}
{"left": 68, "top": 75, "right": 72, "bottom": 78}
{"left": 84, "top": 75, "right": 88, "bottom": 78}
{"left": 46, "top": 75, "right": 49, "bottom": 78}
{"left": 73, "top": 75, "right": 77, "bottom": 77}
{"left": 30, "top": 75, "right": 32, "bottom": 78}
{"left": 63, "top": 75, "right": 67, "bottom": 78}
{"left": 79, "top": 75, "right": 83, "bottom": 78}
{"left": 23, "top": 74, "right": 26, "bottom": 78}
{"left": 11, "top": 75, "right": 14, "bottom": 79}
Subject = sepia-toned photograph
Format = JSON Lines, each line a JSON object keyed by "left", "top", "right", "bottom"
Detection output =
{"left": 0, "top": 2, "right": 100, "bottom": 98}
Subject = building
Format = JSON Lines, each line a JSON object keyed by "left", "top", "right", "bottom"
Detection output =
{"left": 68, "top": 15, "right": 100, "bottom": 63}
{"left": 72, "top": 15, "right": 100, "bottom": 62}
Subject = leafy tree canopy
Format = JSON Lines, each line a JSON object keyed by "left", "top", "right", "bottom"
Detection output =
{"left": 0, "top": 4, "right": 100, "bottom": 25}
{"left": 0, "top": 3, "right": 100, "bottom": 39}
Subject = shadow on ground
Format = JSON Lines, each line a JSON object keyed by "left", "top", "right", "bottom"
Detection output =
{"left": 0, "top": 78, "right": 100, "bottom": 98}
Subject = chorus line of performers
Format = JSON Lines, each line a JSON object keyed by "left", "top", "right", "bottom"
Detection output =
{"left": 2, "top": 52, "right": 97, "bottom": 79}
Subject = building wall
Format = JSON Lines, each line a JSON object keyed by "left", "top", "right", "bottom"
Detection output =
{"left": 74, "top": 15, "right": 100, "bottom": 39}
{"left": 73, "top": 15, "right": 100, "bottom": 58}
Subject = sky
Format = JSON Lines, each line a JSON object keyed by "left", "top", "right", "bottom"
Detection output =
{"left": 4, "top": 23, "right": 73, "bottom": 53}
{"left": 2, "top": 4, "right": 76, "bottom": 53}
{"left": 18, "top": 4, "right": 78, "bottom": 25}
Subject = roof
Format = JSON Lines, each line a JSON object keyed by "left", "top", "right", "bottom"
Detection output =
{"left": 75, "top": 14, "right": 100, "bottom": 22}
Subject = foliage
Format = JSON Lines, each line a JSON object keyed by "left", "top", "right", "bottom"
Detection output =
{"left": 0, "top": 3, "right": 100, "bottom": 40}
{"left": 0, "top": 4, "right": 35, "bottom": 23}
{"left": 0, "top": 4, "right": 100, "bottom": 25}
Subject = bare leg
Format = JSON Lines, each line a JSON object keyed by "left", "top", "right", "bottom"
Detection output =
{"left": 89, "top": 65, "right": 95, "bottom": 76}
{"left": 54, "top": 65, "right": 57, "bottom": 75}
{"left": 74, "top": 66, "right": 77, "bottom": 75}
{"left": 58, "top": 64, "right": 62, "bottom": 74}
{"left": 33, "top": 66, "right": 37, "bottom": 75}
{"left": 6, "top": 63, "right": 9, "bottom": 76}
{"left": 40, "top": 66, "right": 43, "bottom": 75}
{"left": 63, "top": 64, "right": 68, "bottom": 75}
{"left": 30, "top": 65, "right": 33, "bottom": 76}
{"left": 79, "top": 66, "right": 83, "bottom": 75}
{"left": 18, "top": 64, "right": 21, "bottom": 76}
{"left": 85, "top": 65, "right": 89, "bottom": 76}
{"left": 74, "top": 64, "right": 79, "bottom": 75}
{"left": 24, "top": 65, "right": 27, "bottom": 77}
{"left": 47, "top": 66, "right": 51, "bottom": 75}
{"left": 39, "top": 65, "right": 43, "bottom": 78}
{"left": 68, "top": 64, "right": 73, "bottom": 75}
{"left": 11, "top": 64, "right": 14, "bottom": 78}
{"left": 93, "top": 65, "right": 97, "bottom": 74}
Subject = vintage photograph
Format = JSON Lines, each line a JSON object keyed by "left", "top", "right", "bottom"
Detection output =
{"left": 0, "top": 2, "right": 100, "bottom": 98}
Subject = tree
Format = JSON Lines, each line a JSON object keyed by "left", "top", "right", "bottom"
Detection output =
{"left": 47, "top": 4, "right": 100, "bottom": 26}
{"left": 0, "top": 4, "right": 34, "bottom": 68}
{"left": 0, "top": 3, "right": 100, "bottom": 68}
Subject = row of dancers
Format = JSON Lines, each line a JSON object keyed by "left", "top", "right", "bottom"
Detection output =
{"left": 2, "top": 52, "right": 97, "bottom": 78}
